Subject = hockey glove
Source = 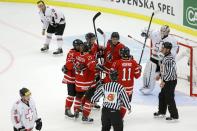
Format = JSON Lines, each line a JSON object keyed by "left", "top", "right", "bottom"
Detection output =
{"left": 138, "top": 64, "right": 142, "bottom": 72}
{"left": 18, "top": 127, "right": 26, "bottom": 131}
{"left": 62, "top": 65, "right": 68, "bottom": 74}
{"left": 128, "top": 109, "right": 132, "bottom": 114}
{"left": 141, "top": 32, "right": 148, "bottom": 38}
{"left": 35, "top": 118, "right": 42, "bottom": 130}
{"left": 42, "top": 29, "right": 45, "bottom": 36}
{"left": 96, "top": 63, "right": 105, "bottom": 71}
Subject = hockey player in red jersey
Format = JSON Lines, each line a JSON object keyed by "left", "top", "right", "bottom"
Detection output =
{"left": 103, "top": 32, "right": 125, "bottom": 83}
{"left": 85, "top": 32, "right": 104, "bottom": 60}
{"left": 73, "top": 42, "right": 97, "bottom": 123}
{"left": 85, "top": 32, "right": 105, "bottom": 109}
{"left": 111, "top": 47, "right": 142, "bottom": 119}
{"left": 62, "top": 39, "right": 82, "bottom": 118}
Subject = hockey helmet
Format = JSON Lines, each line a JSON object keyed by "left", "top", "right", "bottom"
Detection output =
{"left": 111, "top": 32, "right": 120, "bottom": 40}
{"left": 162, "top": 42, "right": 172, "bottom": 50}
{"left": 85, "top": 32, "right": 96, "bottom": 41}
{"left": 160, "top": 25, "right": 170, "bottom": 39}
{"left": 79, "top": 42, "right": 90, "bottom": 52}
{"left": 73, "top": 39, "right": 83, "bottom": 48}
{"left": 120, "top": 47, "right": 130, "bottom": 58}
{"left": 109, "top": 68, "right": 118, "bottom": 81}
{"left": 19, "top": 87, "right": 31, "bottom": 97}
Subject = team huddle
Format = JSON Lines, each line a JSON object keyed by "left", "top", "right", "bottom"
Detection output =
{"left": 10, "top": 0, "right": 180, "bottom": 131}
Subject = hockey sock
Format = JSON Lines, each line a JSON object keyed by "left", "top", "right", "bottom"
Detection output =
{"left": 65, "top": 96, "right": 74, "bottom": 110}
{"left": 45, "top": 33, "right": 52, "bottom": 45}
{"left": 74, "top": 97, "right": 82, "bottom": 112}
{"left": 120, "top": 106, "right": 127, "bottom": 119}
{"left": 56, "top": 35, "right": 63, "bottom": 49}
{"left": 83, "top": 100, "right": 92, "bottom": 117}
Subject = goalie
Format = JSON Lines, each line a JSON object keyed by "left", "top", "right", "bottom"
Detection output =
{"left": 140, "top": 25, "right": 179, "bottom": 95}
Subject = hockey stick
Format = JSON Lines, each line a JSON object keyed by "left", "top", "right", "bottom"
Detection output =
{"left": 139, "top": 10, "right": 159, "bottom": 64}
{"left": 128, "top": 35, "right": 150, "bottom": 48}
{"left": 93, "top": 12, "right": 101, "bottom": 48}
{"left": 97, "top": 28, "right": 106, "bottom": 47}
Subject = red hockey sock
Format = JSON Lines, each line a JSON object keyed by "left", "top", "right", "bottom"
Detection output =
{"left": 82, "top": 100, "right": 92, "bottom": 117}
{"left": 74, "top": 97, "right": 82, "bottom": 112}
{"left": 120, "top": 106, "right": 127, "bottom": 119}
{"left": 65, "top": 96, "right": 74, "bottom": 110}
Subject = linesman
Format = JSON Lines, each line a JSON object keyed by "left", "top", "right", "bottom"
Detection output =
{"left": 91, "top": 69, "right": 131, "bottom": 131}
{"left": 154, "top": 42, "right": 179, "bottom": 121}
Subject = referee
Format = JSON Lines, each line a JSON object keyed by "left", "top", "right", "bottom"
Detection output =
{"left": 154, "top": 42, "right": 179, "bottom": 121}
{"left": 91, "top": 69, "right": 131, "bottom": 131}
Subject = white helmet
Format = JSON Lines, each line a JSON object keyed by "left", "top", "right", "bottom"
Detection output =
{"left": 160, "top": 25, "right": 170, "bottom": 39}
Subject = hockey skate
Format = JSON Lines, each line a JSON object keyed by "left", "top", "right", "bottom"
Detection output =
{"left": 153, "top": 112, "right": 165, "bottom": 118}
{"left": 53, "top": 48, "right": 63, "bottom": 55}
{"left": 40, "top": 44, "right": 49, "bottom": 52}
{"left": 82, "top": 116, "right": 94, "bottom": 123}
{"left": 74, "top": 111, "right": 79, "bottom": 119}
{"left": 166, "top": 117, "right": 178, "bottom": 121}
{"left": 65, "top": 109, "right": 75, "bottom": 118}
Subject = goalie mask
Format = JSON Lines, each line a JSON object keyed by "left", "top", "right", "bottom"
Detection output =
{"left": 160, "top": 25, "right": 170, "bottom": 39}
{"left": 120, "top": 47, "right": 130, "bottom": 58}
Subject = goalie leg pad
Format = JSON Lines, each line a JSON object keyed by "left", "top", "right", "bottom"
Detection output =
{"left": 141, "top": 60, "right": 157, "bottom": 94}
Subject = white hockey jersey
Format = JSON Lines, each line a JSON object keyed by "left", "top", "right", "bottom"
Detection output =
{"left": 149, "top": 30, "right": 179, "bottom": 60}
{"left": 11, "top": 98, "right": 39, "bottom": 130}
{"left": 39, "top": 6, "right": 65, "bottom": 30}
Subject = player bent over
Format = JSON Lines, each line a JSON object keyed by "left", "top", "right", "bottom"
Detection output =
{"left": 37, "top": 0, "right": 66, "bottom": 55}
{"left": 11, "top": 88, "right": 42, "bottom": 131}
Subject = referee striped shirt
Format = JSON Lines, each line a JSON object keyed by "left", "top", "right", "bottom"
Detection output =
{"left": 161, "top": 53, "right": 177, "bottom": 81}
{"left": 91, "top": 82, "right": 131, "bottom": 110}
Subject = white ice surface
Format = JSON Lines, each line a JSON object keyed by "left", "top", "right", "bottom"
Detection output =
{"left": 0, "top": 2, "right": 197, "bottom": 131}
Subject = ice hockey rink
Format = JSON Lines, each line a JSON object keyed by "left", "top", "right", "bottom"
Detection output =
{"left": 0, "top": 2, "right": 197, "bottom": 131}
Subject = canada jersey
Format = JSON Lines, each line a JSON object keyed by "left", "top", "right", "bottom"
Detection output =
{"left": 104, "top": 40, "right": 125, "bottom": 70}
{"left": 75, "top": 53, "right": 96, "bottom": 92}
{"left": 112, "top": 58, "right": 141, "bottom": 95}
{"left": 89, "top": 43, "right": 98, "bottom": 59}
{"left": 62, "top": 49, "right": 78, "bottom": 84}
{"left": 39, "top": 6, "right": 65, "bottom": 30}
{"left": 150, "top": 30, "right": 179, "bottom": 60}
{"left": 11, "top": 98, "right": 38, "bottom": 130}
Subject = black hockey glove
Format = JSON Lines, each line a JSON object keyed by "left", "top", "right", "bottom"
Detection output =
{"left": 141, "top": 32, "right": 148, "bottom": 38}
{"left": 62, "top": 65, "right": 68, "bottom": 74}
{"left": 138, "top": 64, "right": 142, "bottom": 73}
{"left": 35, "top": 118, "right": 42, "bottom": 130}
{"left": 18, "top": 127, "right": 26, "bottom": 131}
{"left": 107, "top": 53, "right": 112, "bottom": 61}
{"left": 96, "top": 63, "right": 104, "bottom": 71}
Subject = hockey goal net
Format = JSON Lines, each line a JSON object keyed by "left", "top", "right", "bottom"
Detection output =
{"left": 172, "top": 35, "right": 197, "bottom": 97}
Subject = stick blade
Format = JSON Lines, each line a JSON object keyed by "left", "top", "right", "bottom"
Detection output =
{"left": 97, "top": 28, "right": 104, "bottom": 35}
{"left": 93, "top": 12, "right": 101, "bottom": 21}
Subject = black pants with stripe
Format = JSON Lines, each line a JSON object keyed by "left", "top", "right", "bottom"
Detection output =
{"left": 101, "top": 107, "right": 123, "bottom": 131}
{"left": 158, "top": 79, "right": 179, "bottom": 119}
